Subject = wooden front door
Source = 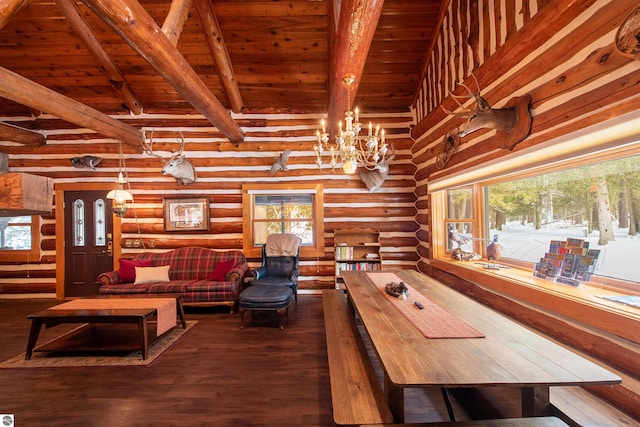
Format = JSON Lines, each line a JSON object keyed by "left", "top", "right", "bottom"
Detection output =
{"left": 64, "top": 191, "right": 114, "bottom": 297}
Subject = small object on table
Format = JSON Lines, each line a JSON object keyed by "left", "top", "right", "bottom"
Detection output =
{"left": 414, "top": 301, "right": 424, "bottom": 309}
{"left": 385, "top": 281, "right": 408, "bottom": 299}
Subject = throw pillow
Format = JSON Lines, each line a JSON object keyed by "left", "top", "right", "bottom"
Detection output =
{"left": 209, "top": 259, "right": 236, "bottom": 281}
{"left": 134, "top": 265, "right": 171, "bottom": 284}
{"left": 118, "top": 258, "right": 153, "bottom": 283}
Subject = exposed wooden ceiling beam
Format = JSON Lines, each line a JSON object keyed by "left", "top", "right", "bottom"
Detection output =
{"left": 0, "top": 122, "right": 45, "bottom": 146}
{"left": 55, "top": 0, "right": 143, "bottom": 115}
{"left": 0, "top": 66, "right": 144, "bottom": 149}
{"left": 0, "top": 0, "right": 32, "bottom": 29}
{"left": 162, "top": 0, "right": 193, "bottom": 46}
{"left": 81, "top": 0, "right": 245, "bottom": 144}
{"left": 327, "top": 0, "right": 384, "bottom": 133}
{"left": 194, "top": 0, "right": 243, "bottom": 113}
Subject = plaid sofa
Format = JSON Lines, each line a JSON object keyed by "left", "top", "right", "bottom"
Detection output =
{"left": 98, "top": 247, "right": 248, "bottom": 309}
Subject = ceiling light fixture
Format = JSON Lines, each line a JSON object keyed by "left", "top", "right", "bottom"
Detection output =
{"left": 106, "top": 141, "right": 133, "bottom": 217}
{"left": 314, "top": 73, "right": 391, "bottom": 174}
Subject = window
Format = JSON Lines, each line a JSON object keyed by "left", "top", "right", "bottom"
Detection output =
{"left": 242, "top": 184, "right": 325, "bottom": 258}
{"left": 486, "top": 155, "right": 640, "bottom": 283}
{"left": 431, "top": 143, "right": 640, "bottom": 290}
{"left": 0, "top": 215, "right": 40, "bottom": 262}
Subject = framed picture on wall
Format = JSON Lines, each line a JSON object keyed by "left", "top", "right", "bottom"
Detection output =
{"left": 163, "top": 197, "right": 209, "bottom": 232}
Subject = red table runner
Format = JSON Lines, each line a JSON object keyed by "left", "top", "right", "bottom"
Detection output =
{"left": 51, "top": 298, "right": 177, "bottom": 336}
{"left": 366, "top": 272, "right": 484, "bottom": 339}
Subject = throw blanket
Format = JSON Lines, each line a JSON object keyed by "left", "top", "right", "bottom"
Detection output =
{"left": 366, "top": 272, "right": 484, "bottom": 339}
{"left": 265, "top": 233, "right": 301, "bottom": 257}
{"left": 50, "top": 298, "right": 177, "bottom": 336}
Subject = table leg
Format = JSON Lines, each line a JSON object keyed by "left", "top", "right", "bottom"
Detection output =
{"left": 138, "top": 317, "right": 149, "bottom": 360}
{"left": 522, "top": 385, "right": 550, "bottom": 416}
{"left": 176, "top": 297, "right": 186, "bottom": 328}
{"left": 385, "top": 374, "right": 405, "bottom": 422}
{"left": 25, "top": 319, "right": 44, "bottom": 360}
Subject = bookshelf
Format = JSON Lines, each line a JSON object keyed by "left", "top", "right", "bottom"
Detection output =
{"left": 334, "top": 228, "right": 382, "bottom": 289}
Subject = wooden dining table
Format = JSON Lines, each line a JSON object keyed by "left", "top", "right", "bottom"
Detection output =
{"left": 342, "top": 269, "right": 621, "bottom": 422}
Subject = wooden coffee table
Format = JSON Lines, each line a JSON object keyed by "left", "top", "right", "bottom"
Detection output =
{"left": 25, "top": 294, "right": 186, "bottom": 360}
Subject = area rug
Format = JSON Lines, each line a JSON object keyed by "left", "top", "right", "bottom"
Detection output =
{"left": 0, "top": 321, "right": 198, "bottom": 368}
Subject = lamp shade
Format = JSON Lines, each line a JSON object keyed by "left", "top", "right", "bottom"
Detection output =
{"left": 106, "top": 188, "right": 133, "bottom": 202}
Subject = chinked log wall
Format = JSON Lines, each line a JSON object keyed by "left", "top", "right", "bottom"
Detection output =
{"left": 0, "top": 112, "right": 418, "bottom": 295}
{"left": 410, "top": 0, "right": 640, "bottom": 419}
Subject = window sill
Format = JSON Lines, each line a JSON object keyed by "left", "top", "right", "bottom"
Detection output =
{"left": 431, "top": 258, "right": 640, "bottom": 344}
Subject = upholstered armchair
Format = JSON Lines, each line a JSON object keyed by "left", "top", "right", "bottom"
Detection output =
{"left": 250, "top": 233, "right": 302, "bottom": 300}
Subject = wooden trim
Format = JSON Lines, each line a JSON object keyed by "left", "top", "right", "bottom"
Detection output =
{"left": 0, "top": 215, "right": 40, "bottom": 263}
{"left": 242, "top": 183, "right": 325, "bottom": 259}
{"left": 431, "top": 258, "right": 640, "bottom": 344}
{"left": 54, "top": 183, "right": 123, "bottom": 300}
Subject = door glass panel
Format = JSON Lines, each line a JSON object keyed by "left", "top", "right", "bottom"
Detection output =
{"left": 94, "top": 198, "right": 106, "bottom": 246}
{"left": 73, "top": 199, "right": 85, "bottom": 247}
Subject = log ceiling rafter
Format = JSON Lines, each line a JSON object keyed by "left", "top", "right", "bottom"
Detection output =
{"left": 54, "top": 0, "right": 143, "bottom": 115}
{"left": 327, "top": 0, "right": 385, "bottom": 132}
{"left": 194, "top": 0, "right": 243, "bottom": 113}
{"left": 0, "top": 122, "right": 45, "bottom": 146}
{"left": 0, "top": 0, "right": 32, "bottom": 29}
{"left": 80, "top": 0, "right": 245, "bottom": 144}
{"left": 0, "top": 66, "right": 144, "bottom": 149}
{"left": 162, "top": 0, "right": 193, "bottom": 47}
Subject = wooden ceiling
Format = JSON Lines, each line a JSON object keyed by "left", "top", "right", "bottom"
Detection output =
{"left": 0, "top": 0, "right": 442, "bottom": 133}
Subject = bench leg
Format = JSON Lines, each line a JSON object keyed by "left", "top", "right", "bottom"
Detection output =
{"left": 522, "top": 385, "right": 550, "bottom": 416}
{"left": 441, "top": 387, "right": 456, "bottom": 421}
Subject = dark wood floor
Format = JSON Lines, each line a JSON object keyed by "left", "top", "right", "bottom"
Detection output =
{"left": 0, "top": 295, "right": 462, "bottom": 427}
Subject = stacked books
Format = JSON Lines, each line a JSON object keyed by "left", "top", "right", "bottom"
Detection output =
{"left": 533, "top": 238, "right": 600, "bottom": 286}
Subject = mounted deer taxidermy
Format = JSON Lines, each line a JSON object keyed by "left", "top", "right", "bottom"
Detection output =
{"left": 271, "top": 149, "right": 291, "bottom": 174}
{"left": 358, "top": 155, "right": 394, "bottom": 193}
{"left": 143, "top": 131, "right": 197, "bottom": 185}
{"left": 444, "top": 75, "right": 532, "bottom": 151}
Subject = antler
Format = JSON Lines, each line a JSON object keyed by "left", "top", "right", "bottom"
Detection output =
{"left": 142, "top": 130, "right": 165, "bottom": 160}
{"left": 172, "top": 131, "right": 186, "bottom": 158}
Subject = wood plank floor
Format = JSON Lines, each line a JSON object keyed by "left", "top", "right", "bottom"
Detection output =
{"left": 0, "top": 295, "right": 459, "bottom": 427}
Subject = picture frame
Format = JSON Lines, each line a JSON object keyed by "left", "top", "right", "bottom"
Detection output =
{"left": 163, "top": 197, "right": 209, "bottom": 232}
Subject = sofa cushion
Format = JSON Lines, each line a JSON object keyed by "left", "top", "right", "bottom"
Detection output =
{"left": 118, "top": 258, "right": 153, "bottom": 283}
{"left": 209, "top": 259, "right": 236, "bottom": 281}
{"left": 134, "top": 265, "right": 170, "bottom": 284}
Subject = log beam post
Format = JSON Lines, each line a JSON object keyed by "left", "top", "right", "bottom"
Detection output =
{"left": 194, "top": 0, "right": 243, "bottom": 113}
{"left": 0, "top": 122, "right": 45, "bottom": 146}
{"left": 0, "top": 66, "right": 144, "bottom": 149}
{"left": 162, "top": 0, "right": 193, "bottom": 46}
{"left": 55, "top": 0, "right": 143, "bottom": 115}
{"left": 327, "top": 0, "right": 384, "bottom": 133}
{"left": 81, "top": 0, "right": 245, "bottom": 144}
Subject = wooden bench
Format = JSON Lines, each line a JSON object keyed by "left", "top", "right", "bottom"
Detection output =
{"left": 322, "top": 289, "right": 393, "bottom": 426}
{"left": 359, "top": 416, "right": 569, "bottom": 426}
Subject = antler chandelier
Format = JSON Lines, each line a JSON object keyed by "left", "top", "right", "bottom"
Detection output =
{"left": 314, "top": 74, "right": 391, "bottom": 174}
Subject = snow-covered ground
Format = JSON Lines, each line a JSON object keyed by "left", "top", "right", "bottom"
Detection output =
{"left": 461, "top": 221, "right": 640, "bottom": 284}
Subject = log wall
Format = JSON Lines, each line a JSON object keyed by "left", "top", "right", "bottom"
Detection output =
{"left": 411, "top": 0, "right": 640, "bottom": 271}
{"left": 410, "top": 0, "right": 640, "bottom": 418}
{"left": 0, "top": 112, "right": 418, "bottom": 295}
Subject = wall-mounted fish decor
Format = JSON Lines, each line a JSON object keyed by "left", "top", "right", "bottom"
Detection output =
{"left": 70, "top": 156, "right": 102, "bottom": 169}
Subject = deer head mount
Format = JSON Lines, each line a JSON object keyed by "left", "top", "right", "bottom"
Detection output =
{"left": 358, "top": 154, "right": 394, "bottom": 193}
{"left": 143, "top": 131, "right": 197, "bottom": 185}
{"left": 443, "top": 75, "right": 532, "bottom": 151}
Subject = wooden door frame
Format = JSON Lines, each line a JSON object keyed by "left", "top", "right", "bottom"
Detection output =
{"left": 55, "top": 183, "right": 123, "bottom": 300}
